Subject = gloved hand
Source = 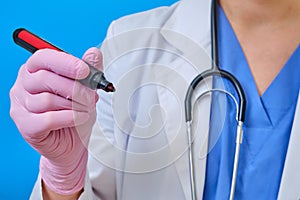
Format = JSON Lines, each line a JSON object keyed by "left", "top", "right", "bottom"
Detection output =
{"left": 10, "top": 47, "right": 102, "bottom": 195}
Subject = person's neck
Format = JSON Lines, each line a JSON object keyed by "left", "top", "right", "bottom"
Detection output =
{"left": 219, "top": 0, "right": 300, "bottom": 28}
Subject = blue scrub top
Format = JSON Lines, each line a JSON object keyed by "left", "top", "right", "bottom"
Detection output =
{"left": 203, "top": 6, "right": 300, "bottom": 200}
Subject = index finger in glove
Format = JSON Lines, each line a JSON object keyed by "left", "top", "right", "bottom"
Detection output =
{"left": 26, "top": 49, "right": 90, "bottom": 80}
{"left": 82, "top": 47, "right": 103, "bottom": 71}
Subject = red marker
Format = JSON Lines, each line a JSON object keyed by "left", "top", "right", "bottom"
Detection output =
{"left": 13, "top": 28, "right": 115, "bottom": 92}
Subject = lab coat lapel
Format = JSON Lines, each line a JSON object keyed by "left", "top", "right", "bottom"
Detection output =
{"left": 277, "top": 90, "right": 300, "bottom": 199}
{"left": 156, "top": 0, "right": 213, "bottom": 199}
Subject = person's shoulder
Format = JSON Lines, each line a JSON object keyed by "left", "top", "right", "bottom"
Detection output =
{"left": 108, "top": 2, "right": 180, "bottom": 36}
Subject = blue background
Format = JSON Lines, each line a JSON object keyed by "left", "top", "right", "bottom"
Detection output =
{"left": 0, "top": 0, "right": 177, "bottom": 199}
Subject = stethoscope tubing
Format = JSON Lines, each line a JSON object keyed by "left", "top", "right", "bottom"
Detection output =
{"left": 184, "top": 0, "right": 247, "bottom": 199}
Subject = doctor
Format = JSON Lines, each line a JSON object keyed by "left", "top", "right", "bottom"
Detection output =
{"left": 10, "top": 0, "right": 300, "bottom": 199}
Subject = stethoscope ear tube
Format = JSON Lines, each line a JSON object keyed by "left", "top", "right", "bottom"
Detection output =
{"left": 184, "top": 69, "right": 246, "bottom": 200}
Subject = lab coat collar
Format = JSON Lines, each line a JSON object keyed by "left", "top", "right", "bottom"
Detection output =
{"left": 160, "top": 0, "right": 212, "bottom": 54}
{"left": 158, "top": 0, "right": 213, "bottom": 199}
{"left": 278, "top": 90, "right": 300, "bottom": 199}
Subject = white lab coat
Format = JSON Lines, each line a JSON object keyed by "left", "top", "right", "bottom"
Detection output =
{"left": 30, "top": 0, "right": 300, "bottom": 199}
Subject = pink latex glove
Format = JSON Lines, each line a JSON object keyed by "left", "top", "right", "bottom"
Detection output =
{"left": 10, "top": 47, "right": 102, "bottom": 195}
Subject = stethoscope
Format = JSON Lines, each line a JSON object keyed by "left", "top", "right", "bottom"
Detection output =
{"left": 184, "top": 0, "right": 247, "bottom": 199}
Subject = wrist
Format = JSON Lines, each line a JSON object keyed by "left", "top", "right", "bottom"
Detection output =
{"left": 40, "top": 150, "right": 88, "bottom": 195}
{"left": 42, "top": 180, "right": 83, "bottom": 200}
